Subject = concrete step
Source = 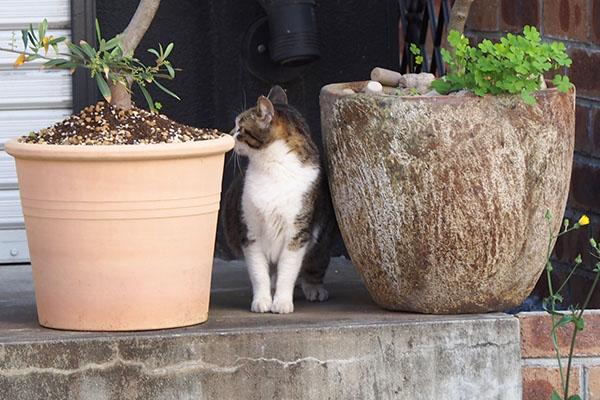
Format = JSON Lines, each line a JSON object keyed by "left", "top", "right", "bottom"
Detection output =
{"left": 0, "top": 258, "right": 521, "bottom": 399}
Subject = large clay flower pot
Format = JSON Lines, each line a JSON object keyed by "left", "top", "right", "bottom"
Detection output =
{"left": 6, "top": 136, "right": 234, "bottom": 330}
{"left": 320, "top": 82, "right": 575, "bottom": 314}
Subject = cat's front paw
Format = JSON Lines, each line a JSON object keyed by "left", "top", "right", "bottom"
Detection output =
{"left": 251, "top": 297, "right": 273, "bottom": 313}
{"left": 271, "top": 297, "right": 294, "bottom": 314}
{"left": 302, "top": 281, "right": 329, "bottom": 302}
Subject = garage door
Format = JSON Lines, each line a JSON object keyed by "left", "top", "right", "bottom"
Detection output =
{"left": 0, "top": 0, "right": 72, "bottom": 263}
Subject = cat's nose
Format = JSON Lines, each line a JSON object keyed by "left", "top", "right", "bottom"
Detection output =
{"left": 229, "top": 127, "right": 240, "bottom": 139}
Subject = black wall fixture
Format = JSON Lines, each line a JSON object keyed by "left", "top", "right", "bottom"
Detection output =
{"left": 259, "top": 0, "right": 320, "bottom": 66}
{"left": 243, "top": 0, "right": 320, "bottom": 84}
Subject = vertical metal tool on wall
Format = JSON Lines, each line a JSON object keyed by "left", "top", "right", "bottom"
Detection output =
{"left": 399, "top": 0, "right": 453, "bottom": 76}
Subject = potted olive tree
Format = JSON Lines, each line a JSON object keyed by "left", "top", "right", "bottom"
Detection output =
{"left": 0, "top": 0, "right": 234, "bottom": 331}
{"left": 319, "top": 1, "right": 575, "bottom": 314}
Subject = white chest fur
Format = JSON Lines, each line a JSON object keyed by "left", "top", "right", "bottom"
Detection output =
{"left": 242, "top": 139, "right": 319, "bottom": 262}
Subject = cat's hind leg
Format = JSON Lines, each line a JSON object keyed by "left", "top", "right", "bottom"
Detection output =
{"left": 301, "top": 280, "right": 328, "bottom": 302}
{"left": 300, "top": 238, "right": 332, "bottom": 302}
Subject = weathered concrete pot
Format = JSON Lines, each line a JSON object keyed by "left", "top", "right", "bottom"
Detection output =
{"left": 320, "top": 82, "right": 575, "bottom": 314}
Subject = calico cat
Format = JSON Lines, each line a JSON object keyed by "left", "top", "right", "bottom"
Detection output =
{"left": 223, "top": 86, "right": 335, "bottom": 314}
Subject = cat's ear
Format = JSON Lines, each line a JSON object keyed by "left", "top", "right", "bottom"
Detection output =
{"left": 267, "top": 85, "right": 288, "bottom": 104}
{"left": 257, "top": 96, "right": 275, "bottom": 126}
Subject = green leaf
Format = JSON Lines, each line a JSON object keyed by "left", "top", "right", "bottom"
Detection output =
{"left": 430, "top": 78, "right": 453, "bottom": 94}
{"left": 567, "top": 395, "right": 582, "bottom": 400}
{"left": 47, "top": 36, "right": 66, "bottom": 45}
{"left": 138, "top": 82, "right": 156, "bottom": 112}
{"left": 550, "top": 390, "right": 563, "bottom": 400}
{"left": 42, "top": 58, "right": 69, "bottom": 68}
{"left": 38, "top": 19, "right": 47, "bottom": 44}
{"left": 95, "top": 74, "right": 112, "bottom": 103}
{"left": 104, "top": 35, "right": 122, "bottom": 51}
{"left": 26, "top": 54, "right": 42, "bottom": 62}
{"left": 79, "top": 40, "right": 97, "bottom": 59}
{"left": 521, "top": 90, "right": 536, "bottom": 105}
{"left": 21, "top": 29, "right": 29, "bottom": 49}
{"left": 148, "top": 48, "right": 160, "bottom": 58}
{"left": 153, "top": 79, "right": 181, "bottom": 100}
{"left": 95, "top": 19, "right": 102, "bottom": 44}
{"left": 163, "top": 42, "right": 174, "bottom": 59}
{"left": 555, "top": 314, "right": 574, "bottom": 329}
{"left": 165, "top": 63, "right": 175, "bottom": 78}
{"left": 66, "top": 41, "right": 87, "bottom": 60}
{"left": 574, "top": 315, "right": 585, "bottom": 331}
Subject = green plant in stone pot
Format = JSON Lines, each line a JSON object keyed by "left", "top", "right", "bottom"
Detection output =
{"left": 0, "top": 0, "right": 234, "bottom": 331}
{"left": 431, "top": 26, "right": 573, "bottom": 104}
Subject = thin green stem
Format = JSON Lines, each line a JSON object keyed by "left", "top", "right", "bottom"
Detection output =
{"left": 564, "top": 271, "right": 599, "bottom": 398}
{"left": 555, "top": 262, "right": 582, "bottom": 295}
{"left": 545, "top": 216, "right": 567, "bottom": 394}
{"left": 0, "top": 46, "right": 87, "bottom": 63}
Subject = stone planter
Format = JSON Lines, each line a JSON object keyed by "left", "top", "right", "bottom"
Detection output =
{"left": 320, "top": 82, "right": 575, "bottom": 314}
{"left": 6, "top": 136, "right": 234, "bottom": 330}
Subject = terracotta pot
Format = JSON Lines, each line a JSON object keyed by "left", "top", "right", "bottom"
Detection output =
{"left": 5, "top": 136, "right": 234, "bottom": 330}
{"left": 320, "top": 82, "right": 575, "bottom": 314}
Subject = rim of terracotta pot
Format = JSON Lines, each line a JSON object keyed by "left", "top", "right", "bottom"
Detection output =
{"left": 320, "top": 80, "right": 564, "bottom": 104}
{"left": 5, "top": 134, "right": 235, "bottom": 161}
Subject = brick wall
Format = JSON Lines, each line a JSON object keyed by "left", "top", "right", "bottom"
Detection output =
{"left": 519, "top": 311, "right": 600, "bottom": 399}
{"left": 466, "top": 0, "right": 600, "bottom": 308}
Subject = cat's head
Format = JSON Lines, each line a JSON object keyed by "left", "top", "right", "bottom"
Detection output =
{"left": 230, "top": 86, "right": 288, "bottom": 156}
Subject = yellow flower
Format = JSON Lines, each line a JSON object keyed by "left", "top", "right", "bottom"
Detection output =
{"left": 13, "top": 53, "right": 26, "bottom": 67}
{"left": 42, "top": 36, "right": 49, "bottom": 54}
{"left": 578, "top": 215, "right": 590, "bottom": 226}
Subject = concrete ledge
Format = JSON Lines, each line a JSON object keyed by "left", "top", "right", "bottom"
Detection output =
{"left": 0, "top": 258, "right": 522, "bottom": 399}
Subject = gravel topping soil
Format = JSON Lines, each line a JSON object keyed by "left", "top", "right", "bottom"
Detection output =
{"left": 21, "top": 101, "right": 224, "bottom": 145}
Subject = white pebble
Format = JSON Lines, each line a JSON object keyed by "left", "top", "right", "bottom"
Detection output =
{"left": 365, "top": 80, "right": 383, "bottom": 95}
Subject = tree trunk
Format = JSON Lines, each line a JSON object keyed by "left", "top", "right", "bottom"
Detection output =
{"left": 446, "top": 0, "right": 474, "bottom": 62}
{"left": 448, "top": 0, "right": 474, "bottom": 36}
{"left": 109, "top": 0, "right": 161, "bottom": 110}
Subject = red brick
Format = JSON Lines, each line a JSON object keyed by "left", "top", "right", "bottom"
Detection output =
{"left": 569, "top": 162, "right": 600, "bottom": 214}
{"left": 522, "top": 365, "right": 581, "bottom": 400}
{"left": 592, "top": 0, "right": 600, "bottom": 44}
{"left": 590, "top": 366, "right": 600, "bottom": 399}
{"left": 500, "top": 0, "right": 541, "bottom": 32}
{"left": 466, "top": 0, "right": 500, "bottom": 31}
{"left": 519, "top": 310, "right": 600, "bottom": 358}
{"left": 543, "top": 0, "right": 589, "bottom": 42}
{"left": 593, "top": 108, "right": 600, "bottom": 157}
{"left": 575, "top": 104, "right": 591, "bottom": 153}
{"left": 569, "top": 49, "right": 600, "bottom": 100}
